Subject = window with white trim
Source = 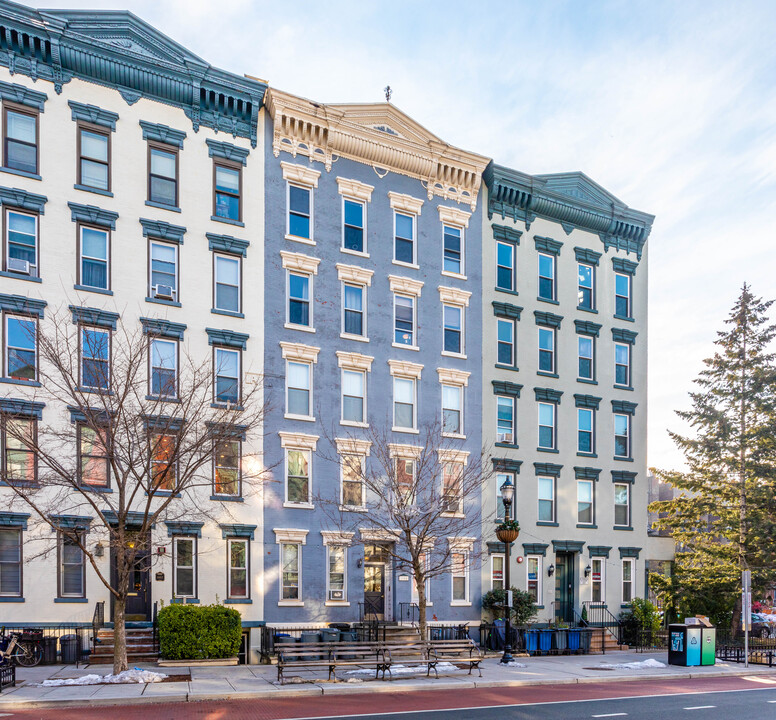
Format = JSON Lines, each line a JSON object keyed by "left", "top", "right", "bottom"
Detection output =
{"left": 442, "top": 461, "right": 463, "bottom": 514}
{"left": 342, "top": 283, "right": 365, "bottom": 337}
{"left": 150, "top": 337, "right": 177, "bottom": 399}
{"left": 77, "top": 125, "right": 110, "bottom": 191}
{"left": 214, "top": 439, "right": 241, "bottom": 497}
{"left": 281, "top": 542, "right": 301, "bottom": 600}
{"left": 148, "top": 144, "right": 178, "bottom": 207}
{"left": 441, "top": 383, "right": 463, "bottom": 435}
{"left": 614, "top": 413, "right": 630, "bottom": 458}
{"left": 78, "top": 225, "right": 109, "bottom": 291}
{"left": 394, "top": 211, "right": 415, "bottom": 265}
{"left": 577, "top": 408, "right": 594, "bottom": 454}
{"left": 615, "top": 343, "right": 630, "bottom": 387}
{"left": 4, "top": 104, "right": 37, "bottom": 175}
{"left": 443, "top": 303, "right": 464, "bottom": 355}
{"left": 411, "top": 552, "right": 431, "bottom": 603}
{"left": 538, "top": 476, "right": 555, "bottom": 522}
{"left": 286, "top": 360, "right": 312, "bottom": 418}
{"left": 491, "top": 554, "right": 504, "bottom": 591}
{"left": 288, "top": 183, "right": 312, "bottom": 240}
{"left": 150, "top": 432, "right": 176, "bottom": 491}
{"left": 394, "top": 293, "right": 415, "bottom": 347}
{"left": 395, "top": 456, "right": 415, "bottom": 506}
{"left": 497, "top": 396, "right": 515, "bottom": 444}
{"left": 496, "top": 472, "right": 515, "bottom": 520}
{"left": 150, "top": 240, "right": 178, "bottom": 303}
{"left": 286, "top": 448, "right": 311, "bottom": 505}
{"left": 451, "top": 551, "right": 469, "bottom": 603}
{"left": 393, "top": 376, "right": 416, "bottom": 431}
{"left": 622, "top": 558, "right": 634, "bottom": 603}
{"left": 341, "top": 453, "right": 364, "bottom": 508}
{"left": 497, "top": 318, "right": 515, "bottom": 366}
{"left": 538, "top": 252, "right": 555, "bottom": 301}
{"left": 2, "top": 417, "right": 36, "bottom": 484}
{"left": 496, "top": 241, "right": 514, "bottom": 291}
{"left": 537, "top": 402, "right": 556, "bottom": 450}
{"left": 214, "top": 347, "right": 240, "bottom": 405}
{"left": 4, "top": 313, "right": 37, "bottom": 382}
{"left": 342, "top": 369, "right": 365, "bottom": 424}
{"left": 578, "top": 335, "right": 594, "bottom": 381}
{"left": 343, "top": 198, "right": 365, "bottom": 253}
{"left": 227, "top": 537, "right": 248, "bottom": 599}
{"left": 578, "top": 262, "right": 594, "bottom": 310}
{"left": 443, "top": 224, "right": 463, "bottom": 275}
{"left": 59, "top": 531, "right": 85, "bottom": 598}
{"left": 78, "top": 425, "right": 109, "bottom": 487}
{"left": 591, "top": 558, "right": 604, "bottom": 603}
{"left": 173, "top": 537, "right": 197, "bottom": 598}
{"left": 0, "top": 527, "right": 22, "bottom": 597}
{"left": 527, "top": 555, "right": 542, "bottom": 603}
{"left": 327, "top": 545, "right": 347, "bottom": 601}
{"left": 577, "top": 479, "right": 594, "bottom": 525}
{"left": 214, "top": 253, "right": 240, "bottom": 314}
{"left": 615, "top": 273, "right": 631, "bottom": 318}
{"left": 4, "top": 209, "right": 38, "bottom": 277}
{"left": 538, "top": 326, "right": 555, "bottom": 374}
{"left": 288, "top": 271, "right": 311, "bottom": 328}
{"left": 214, "top": 162, "right": 242, "bottom": 222}
{"left": 80, "top": 326, "right": 110, "bottom": 390}
{"left": 614, "top": 483, "right": 630, "bottom": 527}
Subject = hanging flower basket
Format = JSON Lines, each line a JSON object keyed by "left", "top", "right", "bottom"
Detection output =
{"left": 495, "top": 520, "right": 520, "bottom": 544}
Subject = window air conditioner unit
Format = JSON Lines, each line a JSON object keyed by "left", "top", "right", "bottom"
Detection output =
{"left": 501, "top": 433, "right": 514, "bottom": 444}
{"left": 7, "top": 258, "right": 30, "bottom": 274}
{"left": 153, "top": 284, "right": 175, "bottom": 300}
{"left": 329, "top": 590, "right": 344, "bottom": 601}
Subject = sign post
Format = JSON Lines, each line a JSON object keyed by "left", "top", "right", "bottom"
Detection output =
{"left": 742, "top": 569, "right": 751, "bottom": 668}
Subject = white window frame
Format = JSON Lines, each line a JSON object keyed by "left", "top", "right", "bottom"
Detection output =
{"left": 490, "top": 553, "right": 505, "bottom": 592}
{"left": 173, "top": 535, "right": 196, "bottom": 599}
{"left": 441, "top": 382, "right": 463, "bottom": 437}
{"left": 615, "top": 272, "right": 631, "bottom": 318}
{"left": 326, "top": 544, "right": 348, "bottom": 602}
{"left": 149, "top": 239, "right": 179, "bottom": 302}
{"left": 150, "top": 337, "right": 178, "bottom": 400}
{"left": 0, "top": 527, "right": 22, "bottom": 597}
{"left": 442, "top": 302, "right": 465, "bottom": 357}
{"left": 577, "top": 262, "right": 594, "bottom": 309}
{"left": 537, "top": 402, "right": 556, "bottom": 450}
{"left": 450, "top": 550, "right": 470, "bottom": 605}
{"left": 80, "top": 324, "right": 110, "bottom": 391}
{"left": 59, "top": 531, "right": 86, "bottom": 599}
{"left": 411, "top": 551, "right": 431, "bottom": 605}
{"left": 496, "top": 395, "right": 515, "bottom": 445}
{"left": 393, "top": 210, "right": 417, "bottom": 267}
{"left": 5, "top": 313, "right": 37, "bottom": 383}
{"left": 577, "top": 407, "right": 594, "bottom": 455}
{"left": 285, "top": 359, "right": 313, "bottom": 420}
{"left": 497, "top": 317, "right": 515, "bottom": 366}
{"left": 614, "top": 413, "right": 631, "bottom": 459}
{"left": 395, "top": 455, "right": 417, "bottom": 506}
{"left": 614, "top": 482, "right": 631, "bottom": 528}
{"left": 393, "top": 292, "right": 417, "bottom": 349}
{"left": 341, "top": 368, "right": 366, "bottom": 425}
{"left": 591, "top": 557, "right": 605, "bottom": 603}
{"left": 615, "top": 342, "right": 631, "bottom": 387}
{"left": 577, "top": 479, "right": 594, "bottom": 525}
{"left": 442, "top": 223, "right": 464, "bottom": 277}
{"left": 622, "top": 558, "right": 634, "bottom": 604}
{"left": 392, "top": 375, "right": 417, "bottom": 432}
{"left": 537, "top": 475, "right": 556, "bottom": 523}
{"left": 5, "top": 208, "right": 38, "bottom": 277}
{"left": 578, "top": 335, "right": 594, "bottom": 381}
{"left": 527, "top": 555, "right": 542, "bottom": 604}
{"left": 340, "top": 452, "right": 365, "bottom": 510}
{"left": 284, "top": 447, "right": 312, "bottom": 507}
{"left": 341, "top": 196, "right": 366, "bottom": 255}
{"left": 280, "top": 541, "right": 302, "bottom": 602}
{"left": 227, "top": 537, "right": 249, "bottom": 600}
{"left": 287, "top": 182, "right": 313, "bottom": 242}
{"left": 79, "top": 224, "right": 110, "bottom": 291}
{"left": 537, "top": 251, "right": 555, "bottom": 301}
{"left": 341, "top": 281, "right": 366, "bottom": 339}
{"left": 214, "top": 252, "right": 241, "bottom": 314}
{"left": 496, "top": 472, "right": 515, "bottom": 521}
{"left": 496, "top": 240, "right": 514, "bottom": 291}
{"left": 441, "top": 460, "right": 464, "bottom": 515}
{"left": 286, "top": 269, "right": 313, "bottom": 330}
{"left": 214, "top": 346, "right": 240, "bottom": 406}
{"left": 538, "top": 326, "right": 555, "bottom": 374}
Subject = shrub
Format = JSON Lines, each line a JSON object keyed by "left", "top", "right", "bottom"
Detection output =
{"left": 481, "top": 587, "right": 538, "bottom": 626}
{"left": 158, "top": 603, "right": 242, "bottom": 660}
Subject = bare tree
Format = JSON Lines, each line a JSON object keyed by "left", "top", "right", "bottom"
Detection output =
{"left": 0, "top": 307, "right": 267, "bottom": 673}
{"left": 317, "top": 420, "right": 493, "bottom": 641}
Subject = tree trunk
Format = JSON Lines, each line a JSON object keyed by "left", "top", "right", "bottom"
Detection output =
{"left": 113, "top": 595, "right": 129, "bottom": 674}
{"left": 416, "top": 573, "right": 428, "bottom": 642}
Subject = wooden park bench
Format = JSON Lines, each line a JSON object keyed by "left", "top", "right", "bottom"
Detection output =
{"left": 426, "top": 638, "right": 484, "bottom": 677}
{"left": 276, "top": 642, "right": 385, "bottom": 684}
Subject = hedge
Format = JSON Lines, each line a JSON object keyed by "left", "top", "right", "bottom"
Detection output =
{"left": 158, "top": 603, "right": 242, "bottom": 660}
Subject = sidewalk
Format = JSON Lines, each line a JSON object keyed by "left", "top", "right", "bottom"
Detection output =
{"left": 1, "top": 651, "right": 774, "bottom": 709}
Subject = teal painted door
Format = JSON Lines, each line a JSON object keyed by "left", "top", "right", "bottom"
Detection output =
{"left": 554, "top": 552, "right": 575, "bottom": 623}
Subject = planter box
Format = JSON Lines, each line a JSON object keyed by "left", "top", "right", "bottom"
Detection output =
{"left": 158, "top": 656, "right": 238, "bottom": 667}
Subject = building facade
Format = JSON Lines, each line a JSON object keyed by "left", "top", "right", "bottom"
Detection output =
{"left": 480, "top": 165, "right": 654, "bottom": 623}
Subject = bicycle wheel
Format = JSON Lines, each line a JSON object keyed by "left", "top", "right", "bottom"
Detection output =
{"left": 15, "top": 642, "right": 42, "bottom": 667}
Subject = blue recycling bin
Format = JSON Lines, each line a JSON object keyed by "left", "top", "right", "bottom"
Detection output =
{"left": 567, "top": 628, "right": 581, "bottom": 652}
{"left": 539, "top": 628, "right": 553, "bottom": 654}
{"left": 525, "top": 629, "right": 539, "bottom": 655}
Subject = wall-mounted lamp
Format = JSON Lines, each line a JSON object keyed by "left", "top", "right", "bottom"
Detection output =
{"left": 547, "top": 563, "right": 555, "bottom": 577}
{"left": 356, "top": 558, "right": 363, "bottom": 569}
{"left": 94, "top": 542, "right": 104, "bottom": 558}
{"left": 584, "top": 564, "right": 592, "bottom": 578}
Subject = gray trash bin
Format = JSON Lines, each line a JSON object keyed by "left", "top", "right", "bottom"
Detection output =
{"left": 60, "top": 634, "right": 79, "bottom": 664}
{"left": 42, "top": 636, "right": 57, "bottom": 664}
{"left": 300, "top": 631, "right": 321, "bottom": 660}
{"left": 321, "top": 628, "right": 340, "bottom": 643}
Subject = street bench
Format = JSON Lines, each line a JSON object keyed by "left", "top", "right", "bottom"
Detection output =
{"left": 427, "top": 639, "right": 483, "bottom": 677}
{"left": 276, "top": 643, "right": 385, "bottom": 684}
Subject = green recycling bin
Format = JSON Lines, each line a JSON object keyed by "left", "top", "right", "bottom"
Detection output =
{"left": 700, "top": 626, "right": 716, "bottom": 666}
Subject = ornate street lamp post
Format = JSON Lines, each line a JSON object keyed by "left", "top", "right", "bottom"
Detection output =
{"left": 496, "top": 477, "right": 517, "bottom": 664}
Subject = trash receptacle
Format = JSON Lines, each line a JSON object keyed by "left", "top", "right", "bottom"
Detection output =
{"left": 554, "top": 629, "right": 568, "bottom": 654}
{"left": 321, "top": 628, "right": 340, "bottom": 644}
{"left": 59, "top": 634, "right": 79, "bottom": 664}
{"left": 567, "top": 628, "right": 581, "bottom": 653}
{"left": 579, "top": 627, "right": 592, "bottom": 654}
{"left": 525, "top": 629, "right": 539, "bottom": 655}
{"left": 668, "top": 624, "right": 702, "bottom": 666}
{"left": 539, "top": 628, "right": 553, "bottom": 654}
{"left": 42, "top": 636, "right": 57, "bottom": 664}
{"left": 701, "top": 626, "right": 716, "bottom": 666}
{"left": 300, "top": 631, "right": 322, "bottom": 660}
{"left": 328, "top": 623, "right": 351, "bottom": 632}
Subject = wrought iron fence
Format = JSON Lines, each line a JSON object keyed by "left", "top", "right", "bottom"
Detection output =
{"left": 0, "top": 663, "right": 15, "bottom": 692}
{"left": 716, "top": 645, "right": 776, "bottom": 666}
{"left": 398, "top": 602, "right": 419, "bottom": 625}
{"left": 0, "top": 624, "right": 91, "bottom": 667}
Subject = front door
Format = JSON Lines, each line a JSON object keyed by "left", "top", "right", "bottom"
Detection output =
{"left": 554, "top": 552, "right": 575, "bottom": 623}
{"left": 110, "top": 532, "right": 151, "bottom": 622}
{"left": 364, "top": 564, "right": 385, "bottom": 618}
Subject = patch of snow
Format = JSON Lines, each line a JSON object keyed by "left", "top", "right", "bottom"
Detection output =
{"left": 503, "top": 661, "right": 527, "bottom": 667}
{"left": 598, "top": 658, "right": 666, "bottom": 670}
{"left": 41, "top": 667, "right": 167, "bottom": 686}
{"left": 346, "top": 662, "right": 461, "bottom": 677}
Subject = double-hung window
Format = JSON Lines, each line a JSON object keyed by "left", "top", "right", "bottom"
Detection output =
{"left": 343, "top": 198, "right": 364, "bottom": 252}
{"left": 491, "top": 554, "right": 504, "bottom": 591}
{"left": 214, "top": 439, "right": 241, "bottom": 496}
{"left": 342, "top": 369, "right": 365, "bottom": 424}
{"left": 59, "top": 532, "right": 85, "bottom": 598}
{"left": 497, "top": 318, "right": 515, "bottom": 366}
{"left": 5, "top": 210, "right": 38, "bottom": 277}
{"left": 79, "top": 425, "right": 110, "bottom": 487}
{"left": 214, "top": 163, "right": 242, "bottom": 222}
{"left": 614, "top": 483, "right": 630, "bottom": 527}
{"left": 4, "top": 105, "right": 37, "bottom": 175}
{"left": 496, "top": 472, "right": 515, "bottom": 520}
{"left": 148, "top": 144, "right": 178, "bottom": 207}
{"left": 150, "top": 433, "right": 176, "bottom": 491}
{"left": 214, "top": 347, "right": 240, "bottom": 405}
{"left": 288, "top": 272, "right": 311, "bottom": 328}
{"left": 622, "top": 558, "right": 634, "bottom": 603}
{"left": 537, "top": 402, "right": 556, "bottom": 450}
{"left": 443, "top": 304, "right": 463, "bottom": 354}
{"left": 394, "top": 212, "right": 415, "bottom": 265}
{"left": 591, "top": 558, "right": 605, "bottom": 602}
{"left": 0, "top": 527, "right": 22, "bottom": 597}
{"left": 227, "top": 537, "right": 248, "bottom": 599}
{"left": 78, "top": 225, "right": 109, "bottom": 291}
{"left": 286, "top": 449, "right": 310, "bottom": 505}
{"left": 394, "top": 294, "right": 415, "bottom": 347}
{"left": 578, "top": 335, "right": 594, "bottom": 381}
{"left": 538, "top": 327, "right": 555, "bottom": 374}
{"left": 78, "top": 126, "right": 110, "bottom": 192}
{"left": 577, "top": 479, "right": 594, "bottom": 525}
{"left": 577, "top": 408, "right": 594, "bottom": 454}
{"left": 393, "top": 376, "right": 416, "bottom": 431}
{"left": 214, "top": 254, "right": 241, "bottom": 314}
{"left": 286, "top": 361, "right": 312, "bottom": 418}
{"left": 527, "top": 556, "right": 542, "bottom": 602}
{"left": 615, "top": 343, "right": 630, "bottom": 387}
{"left": 497, "top": 396, "right": 515, "bottom": 444}
{"left": 442, "top": 384, "right": 463, "bottom": 435}
{"left": 288, "top": 184, "right": 311, "bottom": 240}
{"left": 615, "top": 273, "right": 631, "bottom": 318}
{"left": 497, "top": 241, "right": 515, "bottom": 291}
{"left": 451, "top": 551, "right": 469, "bottom": 602}
{"left": 281, "top": 543, "right": 300, "bottom": 601}
{"left": 341, "top": 453, "right": 364, "bottom": 508}
{"left": 614, "top": 413, "right": 630, "bottom": 458}
{"left": 150, "top": 338, "right": 177, "bottom": 399}
{"left": 80, "top": 326, "right": 110, "bottom": 390}
{"left": 578, "top": 263, "right": 594, "bottom": 310}
{"left": 537, "top": 476, "right": 555, "bottom": 523}
{"left": 442, "top": 462, "right": 463, "bottom": 514}
{"left": 149, "top": 241, "right": 178, "bottom": 302}
{"left": 3, "top": 418, "right": 36, "bottom": 484}
{"left": 396, "top": 457, "right": 416, "bottom": 505}
{"left": 173, "top": 536, "right": 196, "bottom": 599}
{"left": 327, "top": 545, "right": 346, "bottom": 601}
{"left": 538, "top": 253, "right": 555, "bottom": 301}
{"left": 342, "top": 283, "right": 365, "bottom": 337}
{"left": 4, "top": 314, "right": 36, "bottom": 382}
{"left": 443, "top": 225, "right": 463, "bottom": 275}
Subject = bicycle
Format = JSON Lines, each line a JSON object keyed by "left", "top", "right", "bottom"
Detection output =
{"left": 0, "top": 631, "right": 43, "bottom": 667}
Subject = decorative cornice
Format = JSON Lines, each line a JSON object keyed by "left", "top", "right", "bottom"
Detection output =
{"left": 143, "top": 414, "right": 184, "bottom": 433}
{"left": 612, "top": 256, "right": 639, "bottom": 275}
{"left": 273, "top": 528, "right": 308, "bottom": 544}
{"left": 336, "top": 177, "right": 374, "bottom": 202}
{"left": 437, "top": 205, "right": 471, "bottom": 228}
{"left": 612, "top": 470, "right": 637, "bottom": 484}
{"left": 575, "top": 319, "right": 602, "bottom": 337}
{"left": 534, "top": 236, "right": 563, "bottom": 255}
{"left": 68, "top": 202, "right": 118, "bottom": 229}
{"left": 166, "top": 521, "right": 204, "bottom": 538}
{"left": 534, "top": 462, "right": 562, "bottom": 477}
{"left": 335, "top": 437, "right": 372, "bottom": 455}
{"left": 69, "top": 100, "right": 118, "bottom": 130}
{"left": 388, "top": 359, "right": 423, "bottom": 379}
{"left": 485, "top": 165, "right": 653, "bottom": 260}
{"left": 266, "top": 88, "right": 489, "bottom": 209}
{"left": 0, "top": 186, "right": 47, "bottom": 213}
{"left": 492, "top": 224, "right": 521, "bottom": 244}
{"left": 388, "top": 275, "right": 423, "bottom": 296}
{"left": 0, "top": 512, "right": 30, "bottom": 530}
{"left": 281, "top": 161, "right": 320, "bottom": 187}
{"left": 493, "top": 458, "right": 522, "bottom": 473}
{"left": 492, "top": 380, "right": 522, "bottom": 397}
{"left": 438, "top": 448, "right": 469, "bottom": 465}
{"left": 205, "top": 421, "right": 248, "bottom": 441}
{"left": 534, "top": 310, "right": 562, "bottom": 329}
{"left": 280, "top": 341, "right": 320, "bottom": 364}
{"left": 336, "top": 263, "right": 373, "bottom": 286}
{"left": 534, "top": 387, "right": 563, "bottom": 404}
{"left": 0, "top": 398, "right": 45, "bottom": 419}
{"left": 70, "top": 305, "right": 119, "bottom": 329}
{"left": 0, "top": 79, "right": 46, "bottom": 110}
{"left": 574, "top": 247, "right": 602, "bottom": 266}
{"left": 574, "top": 466, "right": 602, "bottom": 480}
{"left": 612, "top": 400, "right": 638, "bottom": 415}
{"left": 388, "top": 443, "right": 422, "bottom": 458}
{"left": 140, "top": 317, "right": 186, "bottom": 340}
{"left": 336, "top": 351, "right": 374, "bottom": 372}
{"left": 522, "top": 543, "right": 548, "bottom": 556}
{"left": 280, "top": 250, "right": 320, "bottom": 274}
{"left": 49, "top": 514, "right": 92, "bottom": 531}
{"left": 67, "top": 406, "right": 112, "bottom": 425}
{"left": 278, "top": 431, "right": 319, "bottom": 450}
{"left": 321, "top": 530, "right": 355, "bottom": 546}
{"left": 619, "top": 546, "right": 641, "bottom": 559}
{"left": 588, "top": 545, "right": 611, "bottom": 558}
{"left": 493, "top": 301, "right": 522, "bottom": 320}
{"left": 139, "top": 120, "right": 186, "bottom": 148}
{"left": 205, "top": 328, "right": 249, "bottom": 349}
{"left": 207, "top": 232, "right": 249, "bottom": 257}
{"left": 0, "top": 293, "right": 46, "bottom": 318}
{"left": 612, "top": 328, "right": 638, "bottom": 344}
{"left": 438, "top": 285, "right": 471, "bottom": 307}
{"left": 388, "top": 191, "right": 424, "bottom": 215}
{"left": 220, "top": 523, "right": 256, "bottom": 540}
{"left": 553, "top": 540, "right": 585, "bottom": 553}
{"left": 207, "top": 138, "right": 249, "bottom": 165}
{"left": 437, "top": 367, "right": 470, "bottom": 386}
{"left": 574, "top": 394, "right": 601, "bottom": 410}
{"left": 140, "top": 218, "right": 186, "bottom": 244}
{"left": 448, "top": 536, "right": 476, "bottom": 551}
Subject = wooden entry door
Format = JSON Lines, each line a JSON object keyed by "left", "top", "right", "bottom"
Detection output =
{"left": 554, "top": 551, "right": 575, "bottom": 623}
{"left": 110, "top": 532, "right": 151, "bottom": 622}
{"left": 364, "top": 564, "right": 385, "bottom": 618}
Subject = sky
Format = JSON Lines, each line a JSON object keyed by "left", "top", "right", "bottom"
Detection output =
{"left": 32, "top": 0, "right": 776, "bottom": 471}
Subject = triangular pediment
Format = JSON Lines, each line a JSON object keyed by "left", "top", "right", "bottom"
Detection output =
{"left": 326, "top": 103, "right": 444, "bottom": 148}
{"left": 45, "top": 10, "right": 206, "bottom": 66}
{"left": 536, "top": 172, "right": 625, "bottom": 210}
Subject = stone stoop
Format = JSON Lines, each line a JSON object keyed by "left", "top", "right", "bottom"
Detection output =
{"left": 383, "top": 625, "right": 422, "bottom": 643}
{"left": 90, "top": 628, "right": 159, "bottom": 664}
{"left": 588, "top": 628, "right": 629, "bottom": 652}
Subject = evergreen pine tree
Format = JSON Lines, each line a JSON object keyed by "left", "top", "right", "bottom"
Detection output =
{"left": 651, "top": 284, "right": 776, "bottom": 630}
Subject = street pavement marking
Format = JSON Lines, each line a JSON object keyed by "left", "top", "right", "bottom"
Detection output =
{"left": 684, "top": 707, "right": 716, "bottom": 710}
{"left": 592, "top": 715, "right": 628, "bottom": 718}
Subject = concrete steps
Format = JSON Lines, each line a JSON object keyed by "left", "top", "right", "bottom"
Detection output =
{"left": 588, "top": 628, "right": 628, "bottom": 652}
{"left": 90, "top": 629, "right": 158, "bottom": 664}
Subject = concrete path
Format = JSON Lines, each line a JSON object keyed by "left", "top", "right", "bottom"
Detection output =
{"left": 1, "top": 651, "right": 774, "bottom": 708}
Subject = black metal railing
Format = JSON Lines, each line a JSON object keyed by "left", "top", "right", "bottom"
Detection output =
{"left": 582, "top": 601, "right": 624, "bottom": 648}
{"left": 629, "top": 628, "right": 668, "bottom": 652}
{"left": 152, "top": 602, "right": 159, "bottom": 656}
{"left": 717, "top": 645, "right": 776, "bottom": 666}
{"left": 1, "top": 624, "right": 91, "bottom": 667}
{"left": 0, "top": 663, "right": 15, "bottom": 692}
{"left": 428, "top": 623, "right": 469, "bottom": 641}
{"left": 399, "top": 602, "right": 419, "bottom": 626}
